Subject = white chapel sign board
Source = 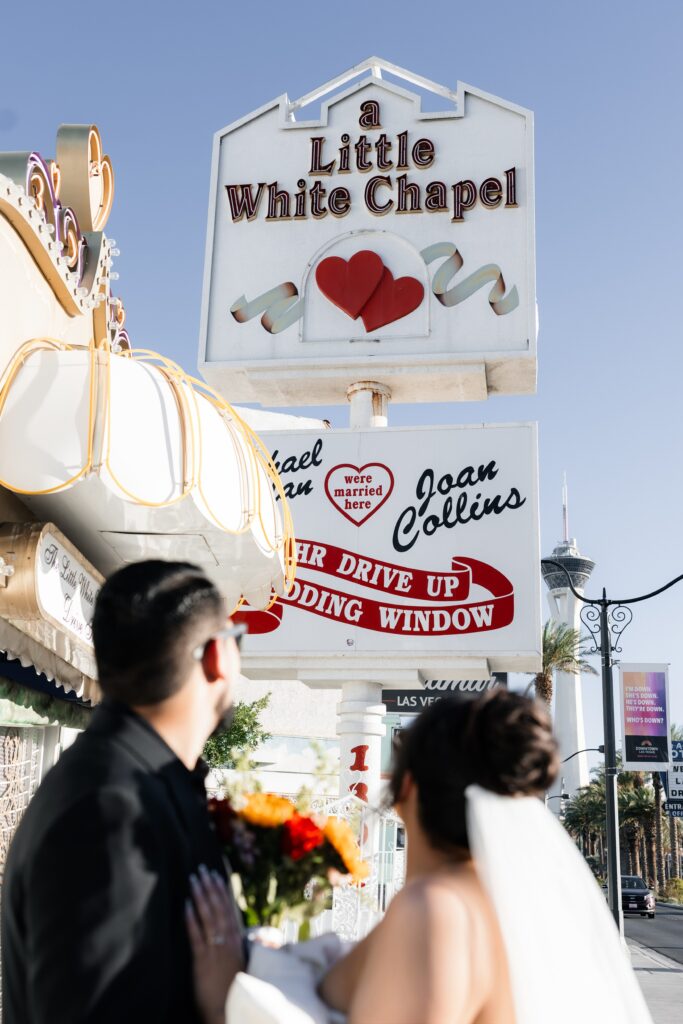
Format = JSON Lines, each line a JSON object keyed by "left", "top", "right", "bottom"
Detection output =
{"left": 36, "top": 529, "right": 100, "bottom": 648}
{"left": 199, "top": 59, "right": 536, "bottom": 406}
{"left": 237, "top": 423, "right": 541, "bottom": 684}
{"left": 0, "top": 522, "right": 102, "bottom": 651}
{"left": 669, "top": 741, "right": 683, "bottom": 801}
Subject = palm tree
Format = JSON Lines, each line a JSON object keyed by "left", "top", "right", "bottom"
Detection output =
{"left": 653, "top": 771, "right": 666, "bottom": 891}
{"left": 620, "top": 787, "right": 655, "bottom": 878}
{"left": 563, "top": 761, "right": 657, "bottom": 880}
{"left": 564, "top": 777, "right": 607, "bottom": 868}
{"left": 531, "top": 620, "right": 597, "bottom": 705}
{"left": 564, "top": 787, "right": 596, "bottom": 855}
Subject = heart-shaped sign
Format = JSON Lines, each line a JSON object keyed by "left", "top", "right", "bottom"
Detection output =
{"left": 360, "top": 267, "right": 424, "bottom": 332}
{"left": 324, "top": 463, "right": 394, "bottom": 526}
{"left": 315, "top": 250, "right": 385, "bottom": 320}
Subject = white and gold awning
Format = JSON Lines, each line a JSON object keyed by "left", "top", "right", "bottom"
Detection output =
{"left": 0, "top": 125, "right": 294, "bottom": 613}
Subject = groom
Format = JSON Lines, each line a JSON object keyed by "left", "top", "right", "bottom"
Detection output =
{"left": 2, "top": 560, "right": 245, "bottom": 1023}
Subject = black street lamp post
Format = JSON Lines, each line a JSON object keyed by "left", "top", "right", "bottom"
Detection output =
{"left": 540, "top": 560, "right": 683, "bottom": 938}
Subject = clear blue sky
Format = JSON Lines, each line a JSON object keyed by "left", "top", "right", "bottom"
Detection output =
{"left": 2, "top": 0, "right": 682, "bottom": 766}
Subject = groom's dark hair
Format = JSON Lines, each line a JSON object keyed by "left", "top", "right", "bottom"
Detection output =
{"left": 92, "top": 560, "right": 227, "bottom": 706}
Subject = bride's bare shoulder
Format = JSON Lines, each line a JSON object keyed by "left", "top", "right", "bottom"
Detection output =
{"left": 348, "top": 867, "right": 498, "bottom": 1023}
{"left": 383, "top": 866, "right": 482, "bottom": 941}
{"left": 396, "top": 862, "right": 484, "bottom": 900}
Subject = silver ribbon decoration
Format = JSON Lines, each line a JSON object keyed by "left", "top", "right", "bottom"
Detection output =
{"left": 230, "top": 283, "right": 303, "bottom": 334}
{"left": 420, "top": 242, "right": 519, "bottom": 316}
{"left": 230, "top": 242, "right": 518, "bottom": 334}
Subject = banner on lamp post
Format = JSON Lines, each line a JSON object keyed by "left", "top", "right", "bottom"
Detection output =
{"left": 619, "top": 664, "right": 672, "bottom": 771}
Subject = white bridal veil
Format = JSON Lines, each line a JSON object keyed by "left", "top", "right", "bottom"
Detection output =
{"left": 466, "top": 785, "right": 654, "bottom": 1024}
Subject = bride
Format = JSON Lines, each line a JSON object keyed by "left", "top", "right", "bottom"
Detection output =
{"left": 187, "top": 690, "right": 653, "bottom": 1023}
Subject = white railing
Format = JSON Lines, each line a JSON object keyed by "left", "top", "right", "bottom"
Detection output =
{"left": 0, "top": 727, "right": 43, "bottom": 881}
{"left": 297, "top": 794, "right": 405, "bottom": 943}
{"left": 0, "top": 726, "right": 45, "bottom": 1022}
{"left": 207, "top": 780, "right": 408, "bottom": 943}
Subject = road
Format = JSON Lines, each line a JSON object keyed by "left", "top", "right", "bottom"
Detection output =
{"left": 625, "top": 903, "right": 683, "bottom": 964}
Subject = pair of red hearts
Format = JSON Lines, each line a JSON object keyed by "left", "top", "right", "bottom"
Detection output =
{"left": 315, "top": 250, "right": 424, "bottom": 332}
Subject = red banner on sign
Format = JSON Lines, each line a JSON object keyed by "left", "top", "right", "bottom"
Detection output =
{"left": 235, "top": 540, "right": 514, "bottom": 638}
{"left": 296, "top": 539, "right": 472, "bottom": 600}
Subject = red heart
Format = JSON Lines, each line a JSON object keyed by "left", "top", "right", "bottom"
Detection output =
{"left": 315, "top": 250, "right": 384, "bottom": 320}
{"left": 325, "top": 463, "right": 394, "bottom": 526}
{"left": 360, "top": 268, "right": 424, "bottom": 332}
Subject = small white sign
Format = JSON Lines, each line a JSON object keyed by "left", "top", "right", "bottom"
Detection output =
{"left": 36, "top": 530, "right": 100, "bottom": 648}
{"left": 669, "top": 740, "right": 683, "bottom": 800}
{"left": 200, "top": 59, "right": 536, "bottom": 406}
{"left": 237, "top": 423, "right": 541, "bottom": 683}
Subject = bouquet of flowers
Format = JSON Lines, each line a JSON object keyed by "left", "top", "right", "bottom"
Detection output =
{"left": 208, "top": 792, "right": 369, "bottom": 933}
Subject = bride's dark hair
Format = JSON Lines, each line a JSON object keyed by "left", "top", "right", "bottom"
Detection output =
{"left": 387, "top": 689, "right": 559, "bottom": 852}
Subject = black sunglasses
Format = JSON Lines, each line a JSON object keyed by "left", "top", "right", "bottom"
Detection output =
{"left": 192, "top": 622, "right": 247, "bottom": 661}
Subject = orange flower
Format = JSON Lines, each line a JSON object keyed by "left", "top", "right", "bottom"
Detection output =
{"left": 240, "top": 793, "right": 296, "bottom": 828}
{"left": 323, "top": 816, "right": 370, "bottom": 882}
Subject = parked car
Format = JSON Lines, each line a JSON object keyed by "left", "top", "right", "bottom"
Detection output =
{"left": 621, "top": 875, "right": 656, "bottom": 918}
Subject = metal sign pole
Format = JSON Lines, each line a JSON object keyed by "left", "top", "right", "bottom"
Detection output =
{"left": 599, "top": 595, "right": 623, "bottom": 934}
{"left": 541, "top": 560, "right": 683, "bottom": 939}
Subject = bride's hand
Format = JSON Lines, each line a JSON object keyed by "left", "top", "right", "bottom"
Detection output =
{"left": 186, "top": 866, "right": 244, "bottom": 1024}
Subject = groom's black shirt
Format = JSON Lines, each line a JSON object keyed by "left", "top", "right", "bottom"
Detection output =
{"left": 1, "top": 700, "right": 227, "bottom": 1024}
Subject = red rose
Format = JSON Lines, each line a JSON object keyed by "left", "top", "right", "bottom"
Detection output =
{"left": 208, "top": 797, "right": 236, "bottom": 844}
{"left": 281, "top": 814, "right": 325, "bottom": 861}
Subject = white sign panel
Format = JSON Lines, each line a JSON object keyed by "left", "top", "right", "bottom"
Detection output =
{"left": 36, "top": 529, "right": 100, "bottom": 648}
{"left": 200, "top": 59, "right": 535, "bottom": 406}
{"left": 668, "top": 740, "right": 683, "bottom": 800}
{"left": 237, "top": 423, "right": 540, "bottom": 683}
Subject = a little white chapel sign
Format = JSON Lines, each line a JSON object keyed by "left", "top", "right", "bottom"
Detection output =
{"left": 200, "top": 58, "right": 536, "bottom": 406}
